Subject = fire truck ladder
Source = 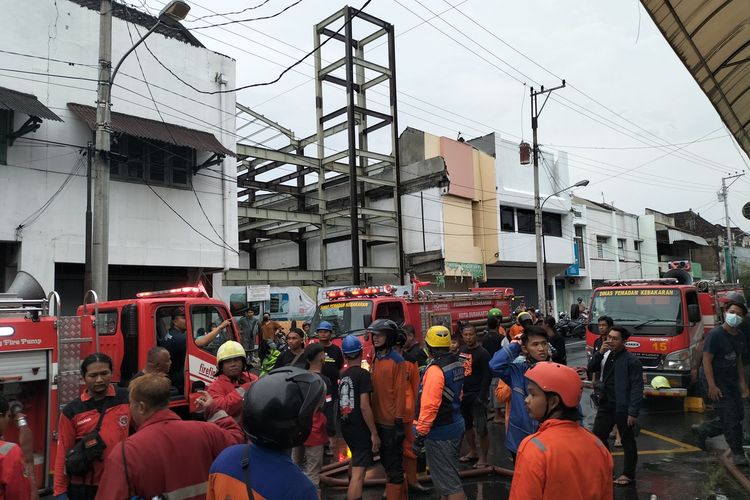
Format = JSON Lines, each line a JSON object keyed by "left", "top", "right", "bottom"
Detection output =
{"left": 56, "top": 290, "right": 101, "bottom": 409}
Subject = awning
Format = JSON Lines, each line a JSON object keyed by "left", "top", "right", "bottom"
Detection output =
{"left": 0, "top": 86, "right": 62, "bottom": 121}
{"left": 640, "top": 1, "right": 750, "bottom": 158}
{"left": 666, "top": 228, "right": 708, "bottom": 246}
{"left": 67, "top": 103, "right": 235, "bottom": 157}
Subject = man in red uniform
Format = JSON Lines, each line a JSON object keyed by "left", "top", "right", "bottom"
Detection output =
{"left": 0, "top": 394, "right": 31, "bottom": 500}
{"left": 95, "top": 374, "right": 245, "bottom": 500}
{"left": 206, "top": 340, "right": 258, "bottom": 421}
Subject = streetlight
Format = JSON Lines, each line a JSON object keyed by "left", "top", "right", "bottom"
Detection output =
{"left": 89, "top": 1, "right": 190, "bottom": 299}
{"left": 539, "top": 179, "right": 589, "bottom": 315}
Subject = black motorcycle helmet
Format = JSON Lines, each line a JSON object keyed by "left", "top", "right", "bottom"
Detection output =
{"left": 242, "top": 366, "right": 325, "bottom": 450}
{"left": 367, "top": 318, "right": 400, "bottom": 348}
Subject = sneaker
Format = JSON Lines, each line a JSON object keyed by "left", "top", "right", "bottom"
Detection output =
{"left": 691, "top": 425, "right": 707, "bottom": 451}
{"left": 732, "top": 453, "right": 748, "bottom": 466}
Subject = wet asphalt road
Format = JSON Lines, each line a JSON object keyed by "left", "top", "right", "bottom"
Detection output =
{"left": 323, "top": 338, "right": 748, "bottom": 500}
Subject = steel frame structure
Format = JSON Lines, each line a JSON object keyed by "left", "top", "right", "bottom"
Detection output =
{"left": 226, "top": 6, "right": 407, "bottom": 287}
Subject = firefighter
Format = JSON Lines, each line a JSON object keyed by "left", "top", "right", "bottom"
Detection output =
{"left": 393, "top": 329, "right": 431, "bottom": 494}
{"left": 206, "top": 341, "right": 258, "bottom": 422}
{"left": 95, "top": 374, "right": 245, "bottom": 500}
{"left": 0, "top": 394, "right": 31, "bottom": 500}
{"left": 160, "top": 306, "right": 188, "bottom": 393}
{"left": 207, "top": 366, "right": 323, "bottom": 499}
{"left": 369, "top": 318, "right": 408, "bottom": 499}
{"left": 414, "top": 326, "right": 466, "bottom": 500}
{"left": 509, "top": 362, "right": 613, "bottom": 499}
{"left": 54, "top": 353, "right": 130, "bottom": 500}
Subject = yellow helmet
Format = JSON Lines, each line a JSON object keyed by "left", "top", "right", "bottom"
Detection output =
{"left": 651, "top": 376, "right": 671, "bottom": 390}
{"left": 216, "top": 340, "right": 246, "bottom": 366}
{"left": 517, "top": 311, "right": 532, "bottom": 324}
{"left": 425, "top": 325, "right": 451, "bottom": 348}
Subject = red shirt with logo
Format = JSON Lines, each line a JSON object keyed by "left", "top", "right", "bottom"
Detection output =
{"left": 53, "top": 385, "right": 130, "bottom": 495}
{"left": 0, "top": 440, "right": 30, "bottom": 500}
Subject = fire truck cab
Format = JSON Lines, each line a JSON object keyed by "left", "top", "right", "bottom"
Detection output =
{"left": 585, "top": 277, "right": 741, "bottom": 398}
{"left": 309, "top": 284, "right": 515, "bottom": 360}
{"left": 0, "top": 275, "right": 238, "bottom": 493}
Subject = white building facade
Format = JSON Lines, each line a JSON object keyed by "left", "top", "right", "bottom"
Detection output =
{"left": 564, "top": 196, "right": 659, "bottom": 309}
{"left": 0, "top": 0, "right": 237, "bottom": 311}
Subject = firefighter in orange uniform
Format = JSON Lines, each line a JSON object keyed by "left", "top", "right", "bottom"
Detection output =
{"left": 369, "top": 319, "right": 408, "bottom": 499}
{"left": 0, "top": 394, "right": 31, "bottom": 500}
{"left": 206, "top": 341, "right": 258, "bottom": 421}
{"left": 394, "top": 328, "right": 431, "bottom": 494}
{"left": 509, "top": 362, "right": 613, "bottom": 500}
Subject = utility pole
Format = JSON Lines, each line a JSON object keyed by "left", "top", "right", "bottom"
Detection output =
{"left": 720, "top": 172, "right": 744, "bottom": 283}
{"left": 92, "top": 0, "right": 112, "bottom": 300}
{"left": 84, "top": 141, "right": 94, "bottom": 293}
{"left": 531, "top": 81, "right": 565, "bottom": 315}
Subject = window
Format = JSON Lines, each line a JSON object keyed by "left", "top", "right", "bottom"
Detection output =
{"left": 634, "top": 240, "right": 642, "bottom": 262}
{"left": 97, "top": 310, "right": 118, "bottom": 336}
{"left": 191, "top": 305, "right": 232, "bottom": 356}
{"left": 375, "top": 301, "right": 405, "bottom": 324}
{"left": 574, "top": 225, "right": 586, "bottom": 269}
{"left": 517, "top": 208, "right": 535, "bottom": 234}
{"left": 542, "top": 212, "right": 562, "bottom": 237}
{"left": 596, "top": 236, "right": 609, "bottom": 259}
{"left": 0, "top": 109, "right": 12, "bottom": 165}
{"left": 500, "top": 206, "right": 515, "bottom": 232}
{"left": 617, "top": 238, "right": 626, "bottom": 261}
{"left": 110, "top": 135, "right": 193, "bottom": 188}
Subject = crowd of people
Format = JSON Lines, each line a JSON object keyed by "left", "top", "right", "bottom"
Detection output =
{"left": 6, "top": 294, "right": 750, "bottom": 500}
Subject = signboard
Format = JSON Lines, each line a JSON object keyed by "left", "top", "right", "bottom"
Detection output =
{"left": 565, "top": 243, "right": 580, "bottom": 276}
{"left": 246, "top": 285, "right": 271, "bottom": 302}
{"left": 597, "top": 288, "right": 677, "bottom": 297}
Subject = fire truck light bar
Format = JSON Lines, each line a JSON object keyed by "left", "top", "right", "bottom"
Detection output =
{"left": 136, "top": 287, "right": 205, "bottom": 298}
{"left": 326, "top": 285, "right": 394, "bottom": 300}
{"left": 0, "top": 326, "right": 15, "bottom": 337}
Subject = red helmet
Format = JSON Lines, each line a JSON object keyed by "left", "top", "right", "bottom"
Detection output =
{"left": 524, "top": 362, "right": 582, "bottom": 408}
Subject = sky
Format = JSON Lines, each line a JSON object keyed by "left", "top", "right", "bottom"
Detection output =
{"left": 140, "top": 0, "right": 750, "bottom": 232}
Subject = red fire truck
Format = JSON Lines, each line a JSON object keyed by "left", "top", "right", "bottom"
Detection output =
{"left": 0, "top": 273, "right": 238, "bottom": 493}
{"left": 585, "top": 276, "right": 741, "bottom": 397}
{"left": 309, "top": 284, "right": 515, "bottom": 361}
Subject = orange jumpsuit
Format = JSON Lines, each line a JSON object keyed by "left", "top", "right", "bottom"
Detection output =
{"left": 401, "top": 358, "right": 421, "bottom": 484}
{"left": 509, "top": 419, "right": 613, "bottom": 500}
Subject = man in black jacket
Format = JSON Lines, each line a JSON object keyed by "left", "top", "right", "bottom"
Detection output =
{"left": 588, "top": 325, "right": 643, "bottom": 486}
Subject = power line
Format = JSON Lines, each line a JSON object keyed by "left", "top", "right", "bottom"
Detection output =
{"left": 188, "top": 0, "right": 304, "bottom": 30}
{"left": 139, "top": 0, "right": 372, "bottom": 95}
{"left": 187, "top": 0, "right": 275, "bottom": 22}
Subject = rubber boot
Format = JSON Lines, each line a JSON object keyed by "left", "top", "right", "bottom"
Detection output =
{"left": 404, "top": 456, "right": 431, "bottom": 494}
{"left": 385, "top": 482, "right": 404, "bottom": 500}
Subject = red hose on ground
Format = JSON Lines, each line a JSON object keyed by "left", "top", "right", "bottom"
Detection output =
{"left": 319, "top": 464, "right": 513, "bottom": 487}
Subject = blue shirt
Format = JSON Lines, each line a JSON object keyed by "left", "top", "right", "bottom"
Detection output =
{"left": 208, "top": 444, "right": 318, "bottom": 500}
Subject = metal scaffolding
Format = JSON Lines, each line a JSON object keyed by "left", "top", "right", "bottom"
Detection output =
{"left": 226, "top": 6, "right": 407, "bottom": 287}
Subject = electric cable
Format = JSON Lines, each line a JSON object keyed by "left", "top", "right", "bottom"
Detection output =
{"left": 188, "top": 0, "right": 304, "bottom": 30}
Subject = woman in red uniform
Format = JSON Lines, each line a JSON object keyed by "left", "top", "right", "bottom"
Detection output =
{"left": 54, "top": 353, "right": 130, "bottom": 500}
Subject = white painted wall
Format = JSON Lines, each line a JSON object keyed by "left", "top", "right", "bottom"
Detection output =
{"left": 494, "top": 136, "right": 574, "bottom": 266}
{"left": 0, "top": 0, "right": 237, "bottom": 292}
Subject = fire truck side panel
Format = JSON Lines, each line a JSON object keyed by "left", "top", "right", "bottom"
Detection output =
{"left": 0, "top": 317, "right": 59, "bottom": 491}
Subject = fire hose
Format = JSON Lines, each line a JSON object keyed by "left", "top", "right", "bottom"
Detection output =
{"left": 319, "top": 458, "right": 513, "bottom": 487}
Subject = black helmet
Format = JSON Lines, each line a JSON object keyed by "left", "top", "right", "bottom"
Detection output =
{"left": 242, "top": 366, "right": 325, "bottom": 450}
{"left": 368, "top": 318, "right": 400, "bottom": 348}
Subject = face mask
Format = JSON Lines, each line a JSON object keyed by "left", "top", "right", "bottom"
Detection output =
{"left": 726, "top": 312, "right": 743, "bottom": 328}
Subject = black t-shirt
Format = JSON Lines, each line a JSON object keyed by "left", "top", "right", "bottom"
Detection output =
{"left": 602, "top": 350, "right": 619, "bottom": 408}
{"left": 549, "top": 333, "right": 567, "bottom": 365}
{"left": 321, "top": 344, "right": 344, "bottom": 397}
{"left": 159, "top": 327, "right": 186, "bottom": 391}
{"left": 459, "top": 344, "right": 490, "bottom": 398}
{"left": 704, "top": 325, "right": 745, "bottom": 385}
{"left": 338, "top": 365, "right": 373, "bottom": 446}
{"left": 404, "top": 344, "right": 429, "bottom": 368}
{"left": 274, "top": 349, "right": 306, "bottom": 369}
{"left": 482, "top": 330, "right": 504, "bottom": 357}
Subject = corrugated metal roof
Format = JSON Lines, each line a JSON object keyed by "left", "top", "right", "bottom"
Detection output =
{"left": 67, "top": 103, "right": 235, "bottom": 157}
{"left": 0, "top": 86, "right": 62, "bottom": 121}
{"left": 641, "top": 0, "right": 750, "bottom": 159}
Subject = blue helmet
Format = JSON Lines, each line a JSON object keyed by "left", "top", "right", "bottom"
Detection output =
{"left": 317, "top": 321, "right": 333, "bottom": 332}
{"left": 341, "top": 335, "right": 363, "bottom": 356}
